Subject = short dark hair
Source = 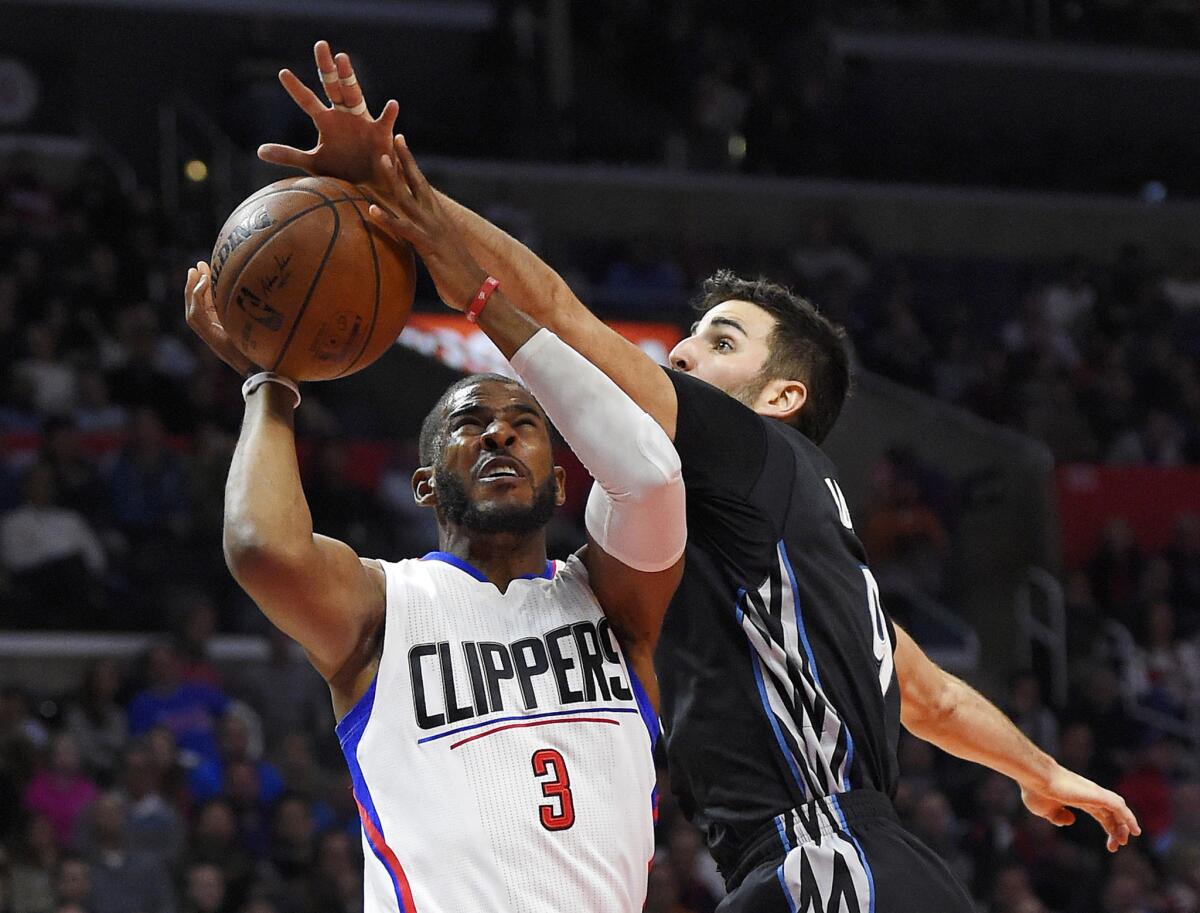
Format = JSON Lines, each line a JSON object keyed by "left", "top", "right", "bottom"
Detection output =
{"left": 418, "top": 373, "right": 533, "bottom": 466}
{"left": 692, "top": 270, "right": 850, "bottom": 443}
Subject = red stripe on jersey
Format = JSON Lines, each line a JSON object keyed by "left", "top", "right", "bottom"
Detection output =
{"left": 450, "top": 716, "right": 620, "bottom": 750}
{"left": 355, "top": 797, "right": 419, "bottom": 912}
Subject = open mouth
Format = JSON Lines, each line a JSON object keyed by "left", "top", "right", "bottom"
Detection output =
{"left": 475, "top": 456, "right": 527, "bottom": 483}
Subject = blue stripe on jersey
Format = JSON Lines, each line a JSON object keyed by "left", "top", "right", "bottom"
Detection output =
{"left": 415, "top": 706, "right": 641, "bottom": 744}
{"left": 832, "top": 794, "right": 876, "bottom": 913}
{"left": 420, "top": 552, "right": 554, "bottom": 581}
{"left": 776, "top": 863, "right": 799, "bottom": 913}
{"left": 737, "top": 595, "right": 806, "bottom": 795}
{"left": 625, "top": 662, "right": 659, "bottom": 750}
{"left": 335, "top": 677, "right": 409, "bottom": 913}
{"left": 778, "top": 543, "right": 856, "bottom": 791}
{"left": 774, "top": 817, "right": 792, "bottom": 853}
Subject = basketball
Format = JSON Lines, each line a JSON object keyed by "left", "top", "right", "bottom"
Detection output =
{"left": 209, "top": 175, "right": 415, "bottom": 381}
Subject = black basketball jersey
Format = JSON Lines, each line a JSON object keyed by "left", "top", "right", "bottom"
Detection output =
{"left": 658, "top": 370, "right": 902, "bottom": 868}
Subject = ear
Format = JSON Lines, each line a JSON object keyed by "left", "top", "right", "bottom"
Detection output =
{"left": 553, "top": 465, "right": 567, "bottom": 508}
{"left": 756, "top": 378, "right": 808, "bottom": 423}
{"left": 412, "top": 466, "right": 437, "bottom": 509}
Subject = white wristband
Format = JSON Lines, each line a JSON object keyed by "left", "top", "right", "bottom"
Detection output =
{"left": 241, "top": 372, "right": 301, "bottom": 409}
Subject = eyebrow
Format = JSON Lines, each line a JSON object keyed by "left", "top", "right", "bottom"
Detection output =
{"left": 447, "top": 402, "right": 544, "bottom": 421}
{"left": 698, "top": 316, "right": 748, "bottom": 337}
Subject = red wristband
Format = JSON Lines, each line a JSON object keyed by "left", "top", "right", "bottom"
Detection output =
{"left": 465, "top": 276, "right": 500, "bottom": 323}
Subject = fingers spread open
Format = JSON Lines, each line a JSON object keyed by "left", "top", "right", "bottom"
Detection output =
{"left": 279, "top": 69, "right": 327, "bottom": 119}
{"left": 257, "top": 143, "right": 315, "bottom": 171}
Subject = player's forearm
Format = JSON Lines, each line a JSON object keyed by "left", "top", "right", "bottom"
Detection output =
{"left": 435, "top": 190, "right": 578, "bottom": 331}
{"left": 436, "top": 190, "right": 680, "bottom": 436}
{"left": 905, "top": 674, "right": 1058, "bottom": 791}
{"left": 223, "top": 386, "right": 315, "bottom": 568}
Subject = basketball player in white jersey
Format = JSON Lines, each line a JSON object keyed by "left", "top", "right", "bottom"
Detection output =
{"left": 182, "top": 179, "right": 686, "bottom": 908}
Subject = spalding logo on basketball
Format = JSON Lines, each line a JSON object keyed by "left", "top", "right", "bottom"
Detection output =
{"left": 210, "top": 175, "right": 416, "bottom": 381}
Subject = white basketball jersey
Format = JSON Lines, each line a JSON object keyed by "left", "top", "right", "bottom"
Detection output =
{"left": 336, "top": 552, "right": 658, "bottom": 913}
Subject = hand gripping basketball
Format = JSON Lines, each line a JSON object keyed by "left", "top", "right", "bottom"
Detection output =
{"left": 258, "top": 40, "right": 399, "bottom": 186}
{"left": 183, "top": 261, "right": 255, "bottom": 376}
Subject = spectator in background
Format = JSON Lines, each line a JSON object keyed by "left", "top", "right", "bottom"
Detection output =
{"left": 39, "top": 417, "right": 105, "bottom": 522}
{"left": 179, "top": 798, "right": 255, "bottom": 911}
{"left": 788, "top": 214, "right": 871, "bottom": 293}
{"left": 72, "top": 368, "right": 127, "bottom": 434}
{"left": 188, "top": 711, "right": 283, "bottom": 806}
{"left": 182, "top": 863, "right": 229, "bottom": 913}
{"left": 1005, "top": 671, "right": 1059, "bottom": 757}
{"left": 1069, "top": 664, "right": 1138, "bottom": 783}
{"left": 14, "top": 323, "right": 76, "bottom": 417}
{"left": 225, "top": 628, "right": 329, "bottom": 751}
{"left": 23, "top": 733, "right": 98, "bottom": 848}
{"left": 264, "top": 794, "right": 316, "bottom": 910}
{"left": 52, "top": 856, "right": 93, "bottom": 913}
{"left": 301, "top": 438, "right": 380, "bottom": 557}
{"left": 863, "top": 448, "right": 949, "bottom": 595}
{"left": 1108, "top": 410, "right": 1189, "bottom": 466}
{"left": 127, "top": 641, "right": 228, "bottom": 764}
{"left": 302, "top": 828, "right": 362, "bottom": 913}
{"left": 908, "top": 791, "right": 974, "bottom": 890}
{"left": 105, "top": 308, "right": 191, "bottom": 433}
{"left": 1087, "top": 519, "right": 1143, "bottom": 624}
{"left": 1128, "top": 601, "right": 1200, "bottom": 717}
{"left": 1165, "top": 514, "right": 1200, "bottom": 636}
{"left": 170, "top": 589, "right": 223, "bottom": 688}
{"left": 62, "top": 660, "right": 127, "bottom": 783}
{"left": 1115, "top": 736, "right": 1177, "bottom": 845}
{"left": 1156, "top": 780, "right": 1200, "bottom": 860}
{"left": 1041, "top": 256, "right": 1097, "bottom": 333}
{"left": 78, "top": 792, "right": 175, "bottom": 913}
{"left": 106, "top": 408, "right": 189, "bottom": 546}
{"left": 7, "top": 813, "right": 60, "bottom": 913}
{"left": 0, "top": 463, "right": 107, "bottom": 627}
{"left": 114, "top": 744, "right": 184, "bottom": 867}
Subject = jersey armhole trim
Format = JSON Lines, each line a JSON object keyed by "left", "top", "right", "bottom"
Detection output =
{"left": 335, "top": 675, "right": 378, "bottom": 748}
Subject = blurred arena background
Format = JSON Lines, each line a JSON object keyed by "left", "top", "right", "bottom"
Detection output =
{"left": 1, "top": 1, "right": 1200, "bottom": 911}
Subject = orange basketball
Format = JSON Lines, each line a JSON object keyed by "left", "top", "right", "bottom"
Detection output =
{"left": 209, "top": 176, "right": 415, "bottom": 381}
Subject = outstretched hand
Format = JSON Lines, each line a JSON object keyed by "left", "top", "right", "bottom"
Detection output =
{"left": 366, "top": 136, "right": 486, "bottom": 313}
{"left": 1021, "top": 765, "right": 1141, "bottom": 853}
{"left": 183, "top": 262, "right": 256, "bottom": 376}
{"left": 258, "top": 40, "right": 398, "bottom": 185}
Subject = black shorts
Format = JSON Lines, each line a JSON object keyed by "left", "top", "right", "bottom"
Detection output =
{"left": 715, "top": 790, "right": 974, "bottom": 913}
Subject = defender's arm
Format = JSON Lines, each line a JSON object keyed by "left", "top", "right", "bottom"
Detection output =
{"left": 893, "top": 623, "right": 1140, "bottom": 852}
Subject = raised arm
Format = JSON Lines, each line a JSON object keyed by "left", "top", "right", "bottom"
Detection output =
{"left": 362, "top": 150, "right": 685, "bottom": 709}
{"left": 892, "top": 623, "right": 1140, "bottom": 853}
{"left": 258, "top": 42, "right": 680, "bottom": 437}
{"left": 183, "top": 265, "right": 384, "bottom": 711}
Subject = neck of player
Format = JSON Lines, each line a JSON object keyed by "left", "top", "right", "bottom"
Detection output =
{"left": 436, "top": 526, "right": 549, "bottom": 593}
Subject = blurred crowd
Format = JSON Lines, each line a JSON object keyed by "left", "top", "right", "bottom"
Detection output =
{"left": 4, "top": 90, "right": 1200, "bottom": 909}
{"left": 2, "top": 556, "right": 1200, "bottom": 913}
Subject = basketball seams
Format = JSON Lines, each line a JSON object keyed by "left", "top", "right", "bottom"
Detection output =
{"left": 270, "top": 199, "right": 342, "bottom": 373}
{"left": 331, "top": 191, "right": 383, "bottom": 379}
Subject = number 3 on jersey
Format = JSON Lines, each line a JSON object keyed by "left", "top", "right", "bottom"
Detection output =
{"left": 531, "top": 748, "right": 575, "bottom": 831}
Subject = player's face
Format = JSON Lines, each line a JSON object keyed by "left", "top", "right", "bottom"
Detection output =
{"left": 669, "top": 300, "right": 776, "bottom": 407}
{"left": 431, "top": 379, "right": 565, "bottom": 534}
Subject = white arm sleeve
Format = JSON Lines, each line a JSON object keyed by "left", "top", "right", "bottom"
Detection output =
{"left": 509, "top": 329, "right": 685, "bottom": 572}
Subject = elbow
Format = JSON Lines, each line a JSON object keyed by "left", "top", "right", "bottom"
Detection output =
{"left": 901, "top": 676, "right": 960, "bottom": 737}
{"left": 222, "top": 522, "right": 306, "bottom": 581}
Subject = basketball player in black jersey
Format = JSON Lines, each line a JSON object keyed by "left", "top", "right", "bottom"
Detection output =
{"left": 261, "top": 44, "right": 1140, "bottom": 913}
